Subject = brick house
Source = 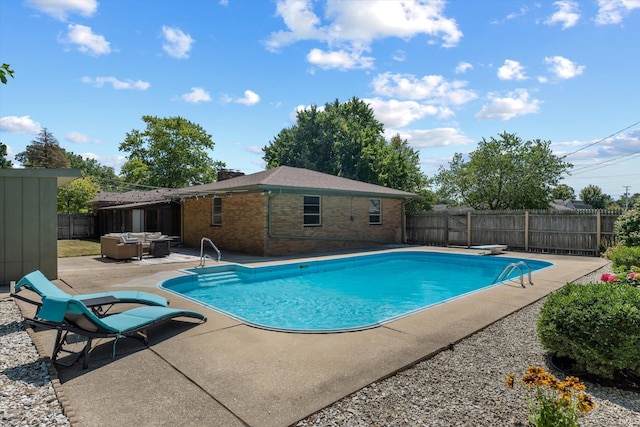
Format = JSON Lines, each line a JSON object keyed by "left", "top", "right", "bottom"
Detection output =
{"left": 177, "top": 166, "right": 415, "bottom": 256}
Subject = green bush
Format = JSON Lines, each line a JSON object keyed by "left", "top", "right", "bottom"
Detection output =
{"left": 537, "top": 283, "right": 640, "bottom": 380}
{"left": 614, "top": 207, "right": 640, "bottom": 246}
{"left": 604, "top": 245, "right": 640, "bottom": 270}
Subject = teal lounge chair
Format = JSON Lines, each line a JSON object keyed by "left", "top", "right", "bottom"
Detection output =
{"left": 29, "top": 295, "right": 206, "bottom": 369}
{"left": 13, "top": 270, "right": 169, "bottom": 316}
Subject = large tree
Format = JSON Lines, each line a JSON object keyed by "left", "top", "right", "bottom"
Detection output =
{"left": 435, "top": 132, "right": 572, "bottom": 210}
{"left": 263, "top": 97, "right": 428, "bottom": 196}
{"left": 579, "top": 185, "right": 612, "bottom": 209}
{"left": 0, "top": 142, "right": 12, "bottom": 168}
{"left": 15, "top": 128, "right": 70, "bottom": 168}
{"left": 119, "top": 115, "right": 225, "bottom": 188}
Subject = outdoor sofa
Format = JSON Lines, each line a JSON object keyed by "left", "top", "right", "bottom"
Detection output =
{"left": 100, "top": 232, "right": 169, "bottom": 260}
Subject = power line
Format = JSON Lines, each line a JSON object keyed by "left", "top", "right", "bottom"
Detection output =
{"left": 570, "top": 151, "right": 640, "bottom": 175}
{"left": 561, "top": 119, "right": 640, "bottom": 159}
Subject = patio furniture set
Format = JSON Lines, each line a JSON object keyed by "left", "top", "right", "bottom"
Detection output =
{"left": 100, "top": 232, "right": 175, "bottom": 260}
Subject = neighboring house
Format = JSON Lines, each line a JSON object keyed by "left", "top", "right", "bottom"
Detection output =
{"left": 551, "top": 199, "right": 594, "bottom": 210}
{"left": 178, "top": 166, "right": 415, "bottom": 256}
{"left": 1, "top": 168, "right": 81, "bottom": 285}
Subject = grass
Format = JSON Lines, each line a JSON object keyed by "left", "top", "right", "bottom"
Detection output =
{"left": 57, "top": 239, "right": 101, "bottom": 258}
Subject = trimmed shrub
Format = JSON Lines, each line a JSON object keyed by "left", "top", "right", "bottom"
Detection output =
{"left": 537, "top": 283, "right": 640, "bottom": 380}
{"left": 604, "top": 245, "right": 640, "bottom": 270}
{"left": 614, "top": 207, "right": 640, "bottom": 246}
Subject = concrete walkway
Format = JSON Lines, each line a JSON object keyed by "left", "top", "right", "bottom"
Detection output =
{"left": 11, "top": 246, "right": 607, "bottom": 427}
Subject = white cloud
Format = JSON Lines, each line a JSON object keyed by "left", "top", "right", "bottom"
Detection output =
{"left": 497, "top": 59, "right": 527, "bottom": 81}
{"left": 545, "top": 1, "right": 581, "bottom": 29}
{"left": 387, "top": 127, "right": 473, "bottom": 148}
{"left": 544, "top": 56, "right": 585, "bottom": 79}
{"left": 392, "top": 50, "right": 406, "bottom": 62}
{"left": 26, "top": 0, "right": 97, "bottom": 21}
{"left": 266, "top": 0, "right": 462, "bottom": 69}
{"left": 60, "top": 24, "right": 111, "bottom": 56}
{"left": 235, "top": 90, "right": 261, "bottom": 106}
{"left": 371, "top": 72, "right": 477, "bottom": 105}
{"left": 475, "top": 89, "right": 541, "bottom": 120}
{"left": 0, "top": 115, "right": 42, "bottom": 134}
{"left": 365, "top": 98, "right": 452, "bottom": 128}
{"left": 82, "top": 76, "right": 150, "bottom": 90}
{"left": 66, "top": 131, "right": 94, "bottom": 144}
{"left": 180, "top": 87, "right": 211, "bottom": 104}
{"left": 455, "top": 61, "right": 473, "bottom": 74}
{"left": 222, "top": 90, "right": 261, "bottom": 106}
{"left": 162, "top": 26, "right": 194, "bottom": 59}
{"left": 307, "top": 47, "right": 374, "bottom": 70}
{"left": 595, "top": 0, "right": 640, "bottom": 25}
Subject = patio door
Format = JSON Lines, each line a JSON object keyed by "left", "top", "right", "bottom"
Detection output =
{"left": 132, "top": 209, "right": 144, "bottom": 232}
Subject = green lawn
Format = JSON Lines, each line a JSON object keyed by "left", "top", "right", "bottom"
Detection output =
{"left": 57, "top": 239, "right": 101, "bottom": 258}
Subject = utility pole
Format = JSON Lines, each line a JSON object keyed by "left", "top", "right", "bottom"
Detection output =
{"left": 623, "top": 186, "right": 631, "bottom": 210}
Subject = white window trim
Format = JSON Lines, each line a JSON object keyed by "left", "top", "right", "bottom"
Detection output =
{"left": 303, "top": 195, "right": 321, "bottom": 227}
{"left": 369, "top": 198, "right": 382, "bottom": 225}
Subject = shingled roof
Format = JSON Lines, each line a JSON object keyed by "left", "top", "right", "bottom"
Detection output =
{"left": 177, "top": 166, "right": 416, "bottom": 198}
{"left": 90, "top": 166, "right": 416, "bottom": 207}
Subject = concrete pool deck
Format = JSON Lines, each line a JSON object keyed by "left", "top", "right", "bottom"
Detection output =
{"left": 8, "top": 246, "right": 608, "bottom": 427}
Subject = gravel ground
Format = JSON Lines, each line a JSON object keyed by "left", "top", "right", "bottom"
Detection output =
{"left": 0, "top": 299, "right": 69, "bottom": 426}
{"left": 1, "top": 264, "right": 638, "bottom": 427}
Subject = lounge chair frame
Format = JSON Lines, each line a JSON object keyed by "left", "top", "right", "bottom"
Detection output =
{"left": 12, "top": 270, "right": 206, "bottom": 369}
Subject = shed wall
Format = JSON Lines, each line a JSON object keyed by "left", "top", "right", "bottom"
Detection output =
{"left": 1, "top": 175, "right": 58, "bottom": 284}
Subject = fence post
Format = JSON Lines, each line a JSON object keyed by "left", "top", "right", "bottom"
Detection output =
{"left": 444, "top": 211, "right": 449, "bottom": 246}
{"left": 467, "top": 211, "right": 472, "bottom": 247}
{"left": 596, "top": 210, "right": 601, "bottom": 251}
{"left": 525, "top": 211, "right": 529, "bottom": 252}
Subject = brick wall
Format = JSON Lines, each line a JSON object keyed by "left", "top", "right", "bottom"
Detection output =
{"left": 182, "top": 193, "right": 267, "bottom": 255}
{"left": 182, "top": 192, "right": 405, "bottom": 257}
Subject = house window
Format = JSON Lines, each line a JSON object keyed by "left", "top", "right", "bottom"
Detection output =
{"left": 212, "top": 197, "right": 222, "bottom": 225}
{"left": 369, "top": 199, "right": 381, "bottom": 224}
{"left": 303, "top": 195, "right": 321, "bottom": 226}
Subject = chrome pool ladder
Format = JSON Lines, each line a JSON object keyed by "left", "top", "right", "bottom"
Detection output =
{"left": 493, "top": 261, "right": 533, "bottom": 288}
{"left": 198, "top": 237, "right": 221, "bottom": 267}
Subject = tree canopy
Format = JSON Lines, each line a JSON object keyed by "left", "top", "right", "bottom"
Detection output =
{"left": 0, "top": 142, "right": 12, "bottom": 168}
{"left": 65, "top": 151, "right": 121, "bottom": 190}
{"left": 263, "top": 97, "right": 428, "bottom": 200}
{"left": 579, "top": 184, "right": 612, "bottom": 209}
{"left": 0, "top": 63, "right": 14, "bottom": 85}
{"left": 57, "top": 177, "right": 101, "bottom": 214}
{"left": 550, "top": 183, "right": 576, "bottom": 201}
{"left": 119, "top": 115, "right": 225, "bottom": 188}
{"left": 435, "top": 132, "right": 572, "bottom": 210}
{"left": 15, "top": 128, "right": 70, "bottom": 168}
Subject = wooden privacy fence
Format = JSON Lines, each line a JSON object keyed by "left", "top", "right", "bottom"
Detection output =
{"left": 406, "top": 210, "right": 622, "bottom": 256}
{"left": 58, "top": 213, "right": 96, "bottom": 239}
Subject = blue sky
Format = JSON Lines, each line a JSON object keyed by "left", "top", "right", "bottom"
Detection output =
{"left": 1, "top": 0, "right": 639, "bottom": 199}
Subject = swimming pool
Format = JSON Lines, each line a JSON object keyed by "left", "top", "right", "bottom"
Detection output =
{"left": 160, "top": 251, "right": 553, "bottom": 333}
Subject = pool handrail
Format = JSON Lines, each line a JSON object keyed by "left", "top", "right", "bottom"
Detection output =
{"left": 199, "top": 237, "right": 221, "bottom": 267}
{"left": 493, "top": 261, "right": 533, "bottom": 288}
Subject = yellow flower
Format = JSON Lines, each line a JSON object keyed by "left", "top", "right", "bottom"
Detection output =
{"left": 506, "top": 373, "right": 515, "bottom": 389}
{"left": 577, "top": 392, "right": 596, "bottom": 413}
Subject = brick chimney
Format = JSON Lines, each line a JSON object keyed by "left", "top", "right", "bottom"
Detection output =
{"left": 217, "top": 169, "right": 245, "bottom": 181}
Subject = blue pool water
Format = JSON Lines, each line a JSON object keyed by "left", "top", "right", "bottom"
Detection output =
{"left": 160, "top": 251, "right": 553, "bottom": 332}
